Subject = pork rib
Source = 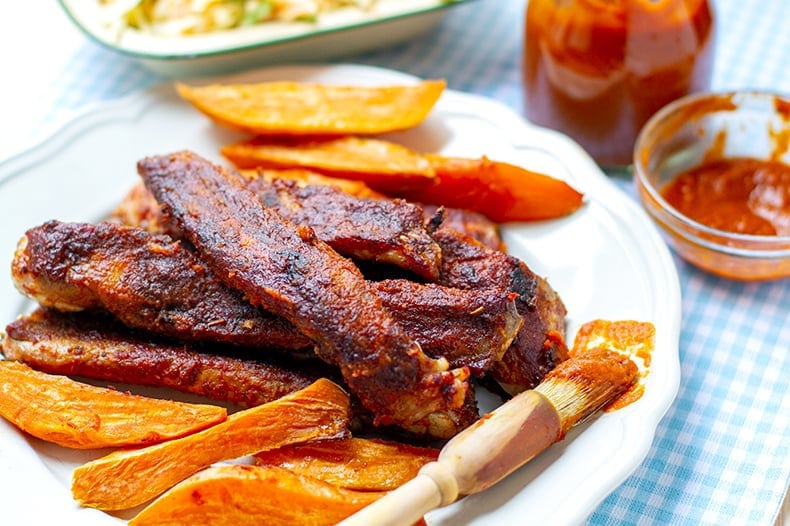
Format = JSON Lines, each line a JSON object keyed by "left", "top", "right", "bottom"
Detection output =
{"left": 1, "top": 308, "right": 322, "bottom": 408}
{"left": 113, "top": 178, "right": 442, "bottom": 281}
{"left": 375, "top": 279, "right": 520, "bottom": 375}
{"left": 246, "top": 176, "right": 442, "bottom": 280}
{"left": 138, "top": 151, "right": 468, "bottom": 427}
{"left": 434, "top": 228, "right": 569, "bottom": 394}
{"left": 12, "top": 221, "right": 519, "bottom": 373}
{"left": 12, "top": 220, "right": 309, "bottom": 350}
{"left": 1, "top": 308, "right": 478, "bottom": 439}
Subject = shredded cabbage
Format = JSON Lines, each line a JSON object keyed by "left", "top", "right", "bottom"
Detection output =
{"left": 100, "top": 0, "right": 376, "bottom": 35}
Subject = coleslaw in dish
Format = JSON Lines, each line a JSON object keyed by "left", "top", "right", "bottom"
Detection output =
{"left": 99, "top": 0, "right": 377, "bottom": 35}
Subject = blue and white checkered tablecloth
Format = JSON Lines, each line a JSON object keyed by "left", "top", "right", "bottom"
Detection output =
{"left": 1, "top": 0, "right": 788, "bottom": 524}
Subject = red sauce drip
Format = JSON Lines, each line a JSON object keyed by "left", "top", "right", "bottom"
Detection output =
{"left": 661, "top": 157, "right": 790, "bottom": 236}
{"left": 571, "top": 319, "right": 655, "bottom": 411}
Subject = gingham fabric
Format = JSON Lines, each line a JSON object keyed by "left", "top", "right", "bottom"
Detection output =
{"left": 1, "top": 0, "right": 788, "bottom": 524}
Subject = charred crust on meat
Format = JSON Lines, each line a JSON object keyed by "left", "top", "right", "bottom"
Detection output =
{"left": 425, "top": 206, "right": 446, "bottom": 234}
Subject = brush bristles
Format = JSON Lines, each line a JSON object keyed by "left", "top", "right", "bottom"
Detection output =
{"left": 535, "top": 348, "right": 638, "bottom": 435}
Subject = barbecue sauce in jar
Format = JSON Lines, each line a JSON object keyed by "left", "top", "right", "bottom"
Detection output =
{"left": 524, "top": 0, "right": 716, "bottom": 167}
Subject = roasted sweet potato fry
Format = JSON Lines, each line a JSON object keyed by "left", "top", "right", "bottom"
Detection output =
{"left": 72, "top": 378, "right": 350, "bottom": 510}
{"left": 129, "top": 465, "right": 382, "bottom": 526}
{"left": 176, "top": 80, "right": 445, "bottom": 136}
{"left": 254, "top": 437, "right": 439, "bottom": 491}
{"left": 224, "top": 137, "right": 436, "bottom": 193}
{"left": 402, "top": 155, "right": 585, "bottom": 222}
{"left": 225, "top": 135, "right": 583, "bottom": 220}
{"left": 0, "top": 360, "right": 227, "bottom": 449}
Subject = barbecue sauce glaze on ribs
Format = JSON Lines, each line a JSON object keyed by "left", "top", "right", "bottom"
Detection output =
{"left": 113, "top": 178, "right": 444, "bottom": 281}
{"left": 2, "top": 308, "right": 322, "bottom": 408}
{"left": 434, "top": 229, "right": 570, "bottom": 394}
{"left": 12, "top": 220, "right": 521, "bottom": 378}
{"left": 12, "top": 220, "right": 309, "bottom": 350}
{"left": 1, "top": 308, "right": 481, "bottom": 439}
{"left": 119, "top": 154, "right": 568, "bottom": 393}
{"left": 137, "top": 151, "right": 469, "bottom": 428}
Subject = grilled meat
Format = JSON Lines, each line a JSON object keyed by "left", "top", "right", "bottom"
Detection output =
{"left": 138, "top": 151, "right": 469, "bottom": 427}
{"left": 1, "top": 308, "right": 321, "bottom": 408}
{"left": 12, "top": 220, "right": 310, "bottom": 350}
{"left": 113, "top": 177, "right": 442, "bottom": 281}
{"left": 422, "top": 204, "right": 506, "bottom": 252}
{"left": 2, "top": 308, "right": 480, "bottom": 439}
{"left": 489, "top": 279, "right": 569, "bottom": 395}
{"left": 375, "top": 279, "right": 521, "bottom": 375}
{"left": 13, "top": 221, "right": 520, "bottom": 373}
{"left": 245, "top": 175, "right": 442, "bottom": 280}
{"left": 433, "top": 228, "right": 569, "bottom": 394}
{"left": 368, "top": 384, "right": 481, "bottom": 441}
{"left": 434, "top": 228, "right": 537, "bottom": 304}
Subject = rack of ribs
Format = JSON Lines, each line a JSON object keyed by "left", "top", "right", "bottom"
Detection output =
{"left": 245, "top": 175, "right": 442, "bottom": 281}
{"left": 110, "top": 161, "right": 565, "bottom": 392}
{"left": 137, "top": 151, "right": 469, "bottom": 427}
{"left": 12, "top": 220, "right": 520, "bottom": 376}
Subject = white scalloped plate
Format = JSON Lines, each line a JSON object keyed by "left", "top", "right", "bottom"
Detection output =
{"left": 0, "top": 64, "right": 681, "bottom": 525}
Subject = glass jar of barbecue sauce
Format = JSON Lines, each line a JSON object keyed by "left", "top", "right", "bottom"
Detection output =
{"left": 523, "top": 0, "right": 716, "bottom": 167}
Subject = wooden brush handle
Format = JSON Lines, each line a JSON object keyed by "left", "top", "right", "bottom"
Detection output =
{"left": 338, "top": 391, "right": 562, "bottom": 526}
{"left": 336, "top": 463, "right": 456, "bottom": 526}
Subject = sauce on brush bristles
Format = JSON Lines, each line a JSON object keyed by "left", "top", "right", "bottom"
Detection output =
{"left": 536, "top": 347, "right": 639, "bottom": 436}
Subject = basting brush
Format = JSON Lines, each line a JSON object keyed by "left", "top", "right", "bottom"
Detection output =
{"left": 338, "top": 347, "right": 639, "bottom": 526}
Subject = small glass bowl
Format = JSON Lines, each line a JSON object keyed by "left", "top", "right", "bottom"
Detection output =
{"left": 633, "top": 91, "right": 790, "bottom": 281}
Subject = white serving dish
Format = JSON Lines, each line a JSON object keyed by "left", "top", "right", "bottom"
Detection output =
{"left": 0, "top": 64, "right": 681, "bottom": 525}
{"left": 58, "top": 0, "right": 473, "bottom": 77}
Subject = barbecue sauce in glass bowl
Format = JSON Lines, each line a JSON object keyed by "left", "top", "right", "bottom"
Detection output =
{"left": 633, "top": 92, "right": 790, "bottom": 281}
{"left": 523, "top": 0, "right": 716, "bottom": 168}
{"left": 661, "top": 157, "right": 790, "bottom": 237}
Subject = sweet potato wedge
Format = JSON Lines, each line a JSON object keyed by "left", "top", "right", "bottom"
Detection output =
{"left": 226, "top": 136, "right": 583, "bottom": 220}
{"left": 254, "top": 437, "right": 439, "bottom": 491}
{"left": 129, "top": 465, "right": 382, "bottom": 526}
{"left": 402, "top": 155, "right": 585, "bottom": 222}
{"left": 176, "top": 80, "right": 445, "bottom": 136}
{"left": 72, "top": 378, "right": 350, "bottom": 510}
{"left": 224, "top": 137, "right": 436, "bottom": 193}
{"left": 0, "top": 360, "right": 226, "bottom": 449}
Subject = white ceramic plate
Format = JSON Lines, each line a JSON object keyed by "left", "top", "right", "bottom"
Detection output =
{"left": 0, "top": 64, "right": 681, "bottom": 525}
{"left": 59, "top": 0, "right": 474, "bottom": 77}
